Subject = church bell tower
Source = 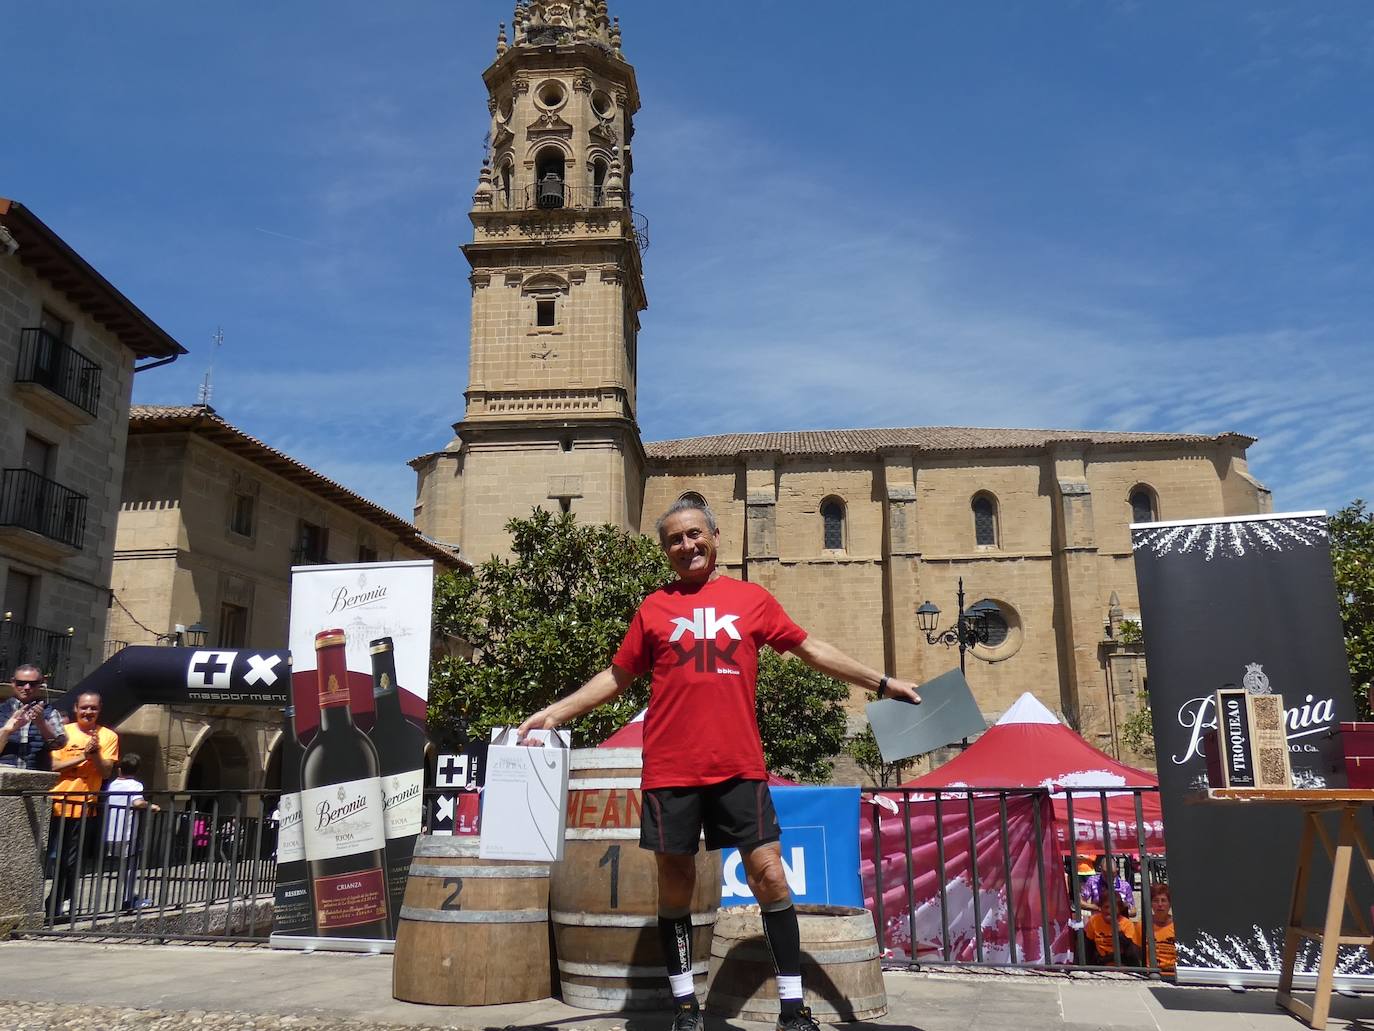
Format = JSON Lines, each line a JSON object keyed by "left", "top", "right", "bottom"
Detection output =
{"left": 412, "top": 1, "right": 648, "bottom": 559}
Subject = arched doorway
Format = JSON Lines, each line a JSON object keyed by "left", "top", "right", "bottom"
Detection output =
{"left": 186, "top": 731, "right": 252, "bottom": 792}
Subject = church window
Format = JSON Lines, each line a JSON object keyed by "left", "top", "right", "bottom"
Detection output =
{"left": 592, "top": 158, "right": 608, "bottom": 206}
{"left": 591, "top": 90, "right": 614, "bottom": 119}
{"left": 536, "top": 299, "right": 556, "bottom": 327}
{"left": 535, "top": 79, "right": 567, "bottom": 110}
{"left": 972, "top": 493, "right": 998, "bottom": 548}
{"left": 1129, "top": 486, "right": 1158, "bottom": 524}
{"left": 498, "top": 160, "right": 513, "bottom": 209}
{"left": 974, "top": 599, "right": 1010, "bottom": 647}
{"left": 535, "top": 147, "right": 566, "bottom": 208}
{"left": 821, "top": 497, "right": 845, "bottom": 551}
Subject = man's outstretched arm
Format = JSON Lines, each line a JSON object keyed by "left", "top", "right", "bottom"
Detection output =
{"left": 516, "top": 664, "right": 637, "bottom": 741}
{"left": 791, "top": 637, "right": 922, "bottom": 704}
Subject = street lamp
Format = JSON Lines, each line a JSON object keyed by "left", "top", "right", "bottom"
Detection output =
{"left": 916, "top": 577, "right": 998, "bottom": 674}
{"left": 185, "top": 623, "right": 209, "bottom": 648}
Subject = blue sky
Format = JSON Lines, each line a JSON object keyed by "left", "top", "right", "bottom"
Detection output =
{"left": 3, "top": 2, "right": 1371, "bottom": 522}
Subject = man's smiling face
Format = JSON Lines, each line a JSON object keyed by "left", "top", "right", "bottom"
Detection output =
{"left": 659, "top": 509, "right": 719, "bottom": 585}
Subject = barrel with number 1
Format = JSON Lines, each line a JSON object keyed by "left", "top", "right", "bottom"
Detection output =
{"left": 550, "top": 749, "right": 722, "bottom": 1010}
{"left": 392, "top": 835, "right": 551, "bottom": 1005}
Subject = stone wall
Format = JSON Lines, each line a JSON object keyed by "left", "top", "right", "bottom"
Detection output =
{"left": 0, "top": 254, "right": 138, "bottom": 689}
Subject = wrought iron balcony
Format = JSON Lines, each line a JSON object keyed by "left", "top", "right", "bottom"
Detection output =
{"left": 15, "top": 328, "right": 102, "bottom": 417}
{"left": 291, "top": 544, "right": 332, "bottom": 566}
{"left": 488, "top": 182, "right": 650, "bottom": 252}
{"left": 0, "top": 616, "right": 74, "bottom": 694}
{"left": 0, "top": 468, "right": 88, "bottom": 549}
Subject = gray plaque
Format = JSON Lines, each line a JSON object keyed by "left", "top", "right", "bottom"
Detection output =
{"left": 866, "top": 667, "right": 986, "bottom": 764}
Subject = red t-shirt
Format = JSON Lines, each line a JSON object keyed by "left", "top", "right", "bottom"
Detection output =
{"left": 613, "top": 576, "right": 808, "bottom": 789}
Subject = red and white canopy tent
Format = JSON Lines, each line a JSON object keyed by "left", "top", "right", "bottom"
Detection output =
{"left": 900, "top": 692, "right": 1165, "bottom": 855}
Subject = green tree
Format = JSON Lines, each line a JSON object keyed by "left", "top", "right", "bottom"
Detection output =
{"left": 1332, "top": 500, "right": 1374, "bottom": 718}
{"left": 844, "top": 725, "right": 918, "bottom": 787}
{"left": 755, "top": 647, "right": 850, "bottom": 783}
{"left": 428, "top": 509, "right": 671, "bottom": 749}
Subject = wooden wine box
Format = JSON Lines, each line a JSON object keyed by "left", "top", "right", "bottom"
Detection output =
{"left": 1205, "top": 689, "right": 1293, "bottom": 790}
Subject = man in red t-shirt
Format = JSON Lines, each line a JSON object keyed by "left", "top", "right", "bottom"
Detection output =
{"left": 519, "top": 497, "right": 921, "bottom": 1031}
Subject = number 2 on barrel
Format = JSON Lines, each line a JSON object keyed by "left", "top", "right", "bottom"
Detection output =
{"left": 441, "top": 877, "right": 464, "bottom": 911}
{"left": 599, "top": 844, "right": 621, "bottom": 909}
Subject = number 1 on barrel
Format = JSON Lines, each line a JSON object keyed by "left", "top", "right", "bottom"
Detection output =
{"left": 599, "top": 844, "right": 621, "bottom": 909}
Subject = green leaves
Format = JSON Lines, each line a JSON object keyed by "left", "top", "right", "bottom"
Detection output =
{"left": 428, "top": 508, "right": 670, "bottom": 749}
{"left": 1332, "top": 500, "right": 1374, "bottom": 719}
{"left": 755, "top": 647, "right": 849, "bottom": 783}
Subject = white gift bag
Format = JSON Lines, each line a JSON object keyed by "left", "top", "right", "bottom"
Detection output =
{"left": 478, "top": 727, "right": 570, "bottom": 862}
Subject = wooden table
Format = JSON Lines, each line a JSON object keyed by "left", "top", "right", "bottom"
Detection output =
{"left": 1209, "top": 789, "right": 1374, "bottom": 1029}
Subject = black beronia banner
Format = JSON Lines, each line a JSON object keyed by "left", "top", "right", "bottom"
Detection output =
{"left": 1132, "top": 511, "right": 1369, "bottom": 987}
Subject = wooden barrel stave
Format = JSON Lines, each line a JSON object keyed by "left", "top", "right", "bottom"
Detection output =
{"left": 704, "top": 904, "right": 888, "bottom": 1023}
{"left": 393, "top": 835, "right": 552, "bottom": 1006}
{"left": 551, "top": 749, "right": 723, "bottom": 1011}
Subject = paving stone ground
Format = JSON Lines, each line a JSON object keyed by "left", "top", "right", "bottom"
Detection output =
{"left": 6, "top": 939, "right": 1374, "bottom": 1030}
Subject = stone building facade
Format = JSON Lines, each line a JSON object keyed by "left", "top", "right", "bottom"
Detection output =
{"left": 109, "top": 404, "right": 463, "bottom": 791}
{"left": 411, "top": 3, "right": 1272, "bottom": 761}
{"left": 0, "top": 199, "right": 185, "bottom": 697}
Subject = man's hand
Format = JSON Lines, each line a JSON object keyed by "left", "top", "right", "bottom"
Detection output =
{"left": 83, "top": 735, "right": 99, "bottom": 758}
{"left": 516, "top": 709, "right": 559, "bottom": 745}
{"left": 882, "top": 678, "right": 922, "bottom": 705}
{"left": 3, "top": 708, "right": 30, "bottom": 734}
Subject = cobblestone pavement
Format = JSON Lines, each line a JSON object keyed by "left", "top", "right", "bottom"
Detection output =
{"left": 0, "top": 1004, "right": 456, "bottom": 1031}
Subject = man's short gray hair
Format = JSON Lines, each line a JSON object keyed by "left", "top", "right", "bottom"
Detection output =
{"left": 655, "top": 495, "right": 718, "bottom": 543}
{"left": 11, "top": 664, "right": 41, "bottom": 680}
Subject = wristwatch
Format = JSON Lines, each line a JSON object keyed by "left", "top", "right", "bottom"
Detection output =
{"left": 877, "top": 675, "right": 890, "bottom": 699}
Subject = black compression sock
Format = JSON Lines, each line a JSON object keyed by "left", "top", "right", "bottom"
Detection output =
{"left": 761, "top": 903, "right": 803, "bottom": 1017}
{"left": 657, "top": 911, "right": 695, "bottom": 1004}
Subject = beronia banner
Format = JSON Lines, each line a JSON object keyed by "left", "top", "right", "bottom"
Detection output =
{"left": 1132, "top": 511, "right": 1368, "bottom": 987}
{"left": 272, "top": 560, "right": 434, "bottom": 950}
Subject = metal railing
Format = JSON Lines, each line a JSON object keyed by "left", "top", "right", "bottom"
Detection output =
{"left": 15, "top": 328, "right": 102, "bottom": 417}
{"left": 0, "top": 617, "right": 73, "bottom": 692}
{"left": 0, "top": 468, "right": 88, "bottom": 548}
{"left": 865, "top": 785, "right": 1168, "bottom": 975}
{"left": 12, "top": 788, "right": 279, "bottom": 943}
{"left": 489, "top": 182, "right": 650, "bottom": 252}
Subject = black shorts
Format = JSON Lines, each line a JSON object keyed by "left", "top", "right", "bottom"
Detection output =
{"left": 640, "top": 778, "right": 781, "bottom": 854}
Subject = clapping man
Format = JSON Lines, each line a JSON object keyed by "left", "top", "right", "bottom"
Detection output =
{"left": 0, "top": 665, "right": 66, "bottom": 769}
{"left": 47, "top": 691, "right": 118, "bottom": 920}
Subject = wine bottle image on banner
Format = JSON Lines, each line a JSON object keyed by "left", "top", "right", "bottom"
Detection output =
{"left": 368, "top": 636, "right": 429, "bottom": 935}
{"left": 272, "top": 703, "right": 312, "bottom": 936}
{"left": 300, "top": 629, "right": 391, "bottom": 939}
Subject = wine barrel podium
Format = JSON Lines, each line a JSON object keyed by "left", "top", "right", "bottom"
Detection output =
{"left": 705, "top": 904, "right": 887, "bottom": 1022}
{"left": 392, "top": 835, "right": 552, "bottom": 1005}
{"left": 551, "top": 748, "right": 722, "bottom": 1010}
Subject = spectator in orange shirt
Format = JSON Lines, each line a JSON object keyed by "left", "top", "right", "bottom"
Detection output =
{"left": 1085, "top": 889, "right": 1142, "bottom": 967}
{"left": 1130, "top": 883, "right": 1177, "bottom": 976}
{"left": 46, "top": 691, "right": 118, "bottom": 920}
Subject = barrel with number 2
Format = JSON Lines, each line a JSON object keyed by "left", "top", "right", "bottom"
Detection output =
{"left": 550, "top": 748, "right": 722, "bottom": 1010}
{"left": 392, "top": 835, "right": 551, "bottom": 1005}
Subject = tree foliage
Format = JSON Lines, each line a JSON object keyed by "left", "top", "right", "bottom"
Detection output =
{"left": 426, "top": 509, "right": 852, "bottom": 781}
{"left": 844, "top": 725, "right": 918, "bottom": 787}
{"left": 754, "top": 647, "right": 850, "bottom": 783}
{"left": 427, "top": 509, "right": 671, "bottom": 749}
{"left": 1332, "top": 500, "right": 1374, "bottom": 719}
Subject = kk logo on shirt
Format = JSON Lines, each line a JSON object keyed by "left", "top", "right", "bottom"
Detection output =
{"left": 667, "top": 606, "right": 743, "bottom": 674}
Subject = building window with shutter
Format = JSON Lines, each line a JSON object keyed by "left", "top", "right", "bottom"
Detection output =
{"left": 1129, "top": 486, "right": 1158, "bottom": 524}
{"left": 821, "top": 497, "right": 845, "bottom": 551}
{"left": 972, "top": 493, "right": 999, "bottom": 548}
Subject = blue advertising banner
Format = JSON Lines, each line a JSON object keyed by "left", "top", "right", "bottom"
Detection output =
{"left": 720, "top": 786, "right": 862, "bottom": 908}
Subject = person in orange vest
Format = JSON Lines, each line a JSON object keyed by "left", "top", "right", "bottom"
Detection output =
{"left": 1085, "top": 888, "right": 1142, "bottom": 967}
{"left": 1129, "top": 882, "right": 1177, "bottom": 976}
{"left": 47, "top": 691, "right": 118, "bottom": 920}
